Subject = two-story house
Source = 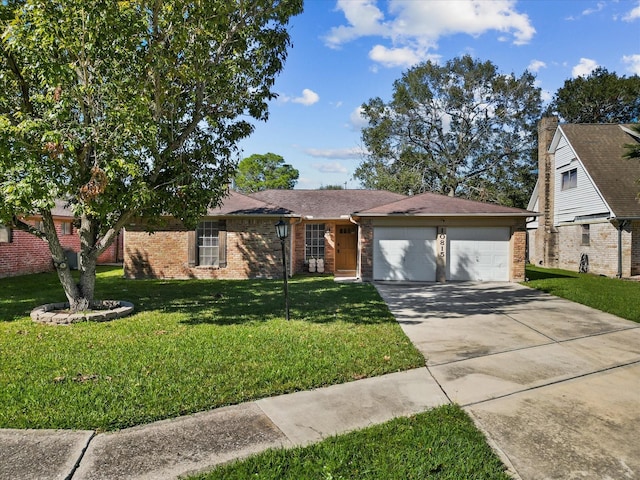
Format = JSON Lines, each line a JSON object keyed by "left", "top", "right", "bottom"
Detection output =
{"left": 528, "top": 117, "right": 640, "bottom": 277}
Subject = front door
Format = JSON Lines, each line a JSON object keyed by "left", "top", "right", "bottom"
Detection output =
{"left": 335, "top": 225, "right": 357, "bottom": 272}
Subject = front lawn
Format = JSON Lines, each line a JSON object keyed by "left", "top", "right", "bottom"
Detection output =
{"left": 191, "top": 405, "right": 510, "bottom": 480}
{"left": 0, "top": 267, "right": 424, "bottom": 431}
{"left": 525, "top": 265, "right": 640, "bottom": 323}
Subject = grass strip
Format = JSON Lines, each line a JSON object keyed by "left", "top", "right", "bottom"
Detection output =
{"left": 191, "top": 405, "right": 510, "bottom": 480}
{"left": 524, "top": 265, "right": 640, "bottom": 323}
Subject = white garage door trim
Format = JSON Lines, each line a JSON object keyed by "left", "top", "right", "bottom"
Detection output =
{"left": 373, "top": 227, "right": 437, "bottom": 281}
{"left": 447, "top": 227, "right": 510, "bottom": 281}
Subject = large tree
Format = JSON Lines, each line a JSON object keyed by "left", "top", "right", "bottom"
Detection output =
{"left": 234, "top": 153, "right": 299, "bottom": 193}
{"left": 354, "top": 55, "right": 542, "bottom": 207}
{"left": 547, "top": 67, "right": 640, "bottom": 123}
{"left": 0, "top": 0, "right": 302, "bottom": 311}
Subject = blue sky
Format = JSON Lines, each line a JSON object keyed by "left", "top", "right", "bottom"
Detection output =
{"left": 239, "top": 0, "right": 640, "bottom": 190}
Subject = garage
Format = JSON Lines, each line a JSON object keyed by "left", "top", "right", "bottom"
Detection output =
{"left": 373, "top": 227, "right": 437, "bottom": 281}
{"left": 354, "top": 191, "right": 531, "bottom": 283}
{"left": 447, "top": 227, "right": 510, "bottom": 281}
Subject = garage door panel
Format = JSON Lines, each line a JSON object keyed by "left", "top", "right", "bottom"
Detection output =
{"left": 447, "top": 227, "right": 510, "bottom": 282}
{"left": 374, "top": 227, "right": 437, "bottom": 281}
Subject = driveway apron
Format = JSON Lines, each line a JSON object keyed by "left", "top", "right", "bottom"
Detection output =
{"left": 376, "top": 281, "right": 640, "bottom": 480}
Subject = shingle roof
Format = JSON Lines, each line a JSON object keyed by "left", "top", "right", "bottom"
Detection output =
{"left": 249, "top": 189, "right": 407, "bottom": 218}
{"left": 559, "top": 124, "right": 640, "bottom": 218}
{"left": 206, "top": 190, "right": 292, "bottom": 216}
{"left": 355, "top": 191, "right": 534, "bottom": 216}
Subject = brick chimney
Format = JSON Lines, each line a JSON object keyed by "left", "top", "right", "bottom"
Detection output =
{"left": 535, "top": 116, "right": 559, "bottom": 267}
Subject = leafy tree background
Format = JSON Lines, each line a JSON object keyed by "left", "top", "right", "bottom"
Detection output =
{"left": 354, "top": 55, "right": 542, "bottom": 208}
{"left": 234, "top": 153, "right": 299, "bottom": 193}
{"left": 547, "top": 67, "right": 640, "bottom": 123}
{"left": 0, "top": 0, "right": 302, "bottom": 309}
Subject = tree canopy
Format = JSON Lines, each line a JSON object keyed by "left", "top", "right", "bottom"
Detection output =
{"left": 547, "top": 67, "right": 640, "bottom": 123}
{"left": 354, "top": 55, "right": 542, "bottom": 207}
{"left": 0, "top": 0, "right": 302, "bottom": 309}
{"left": 623, "top": 124, "right": 640, "bottom": 160}
{"left": 234, "top": 153, "right": 299, "bottom": 193}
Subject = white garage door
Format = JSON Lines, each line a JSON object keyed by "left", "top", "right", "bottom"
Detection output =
{"left": 447, "top": 227, "right": 510, "bottom": 281}
{"left": 373, "top": 227, "right": 437, "bottom": 281}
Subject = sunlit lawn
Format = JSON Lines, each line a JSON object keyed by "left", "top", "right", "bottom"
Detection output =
{"left": 524, "top": 265, "right": 640, "bottom": 323}
{"left": 0, "top": 267, "right": 424, "bottom": 431}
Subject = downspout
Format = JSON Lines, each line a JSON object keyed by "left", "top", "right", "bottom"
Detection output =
{"left": 616, "top": 220, "right": 629, "bottom": 278}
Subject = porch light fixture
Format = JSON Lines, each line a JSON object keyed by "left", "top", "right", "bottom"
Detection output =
{"left": 275, "top": 219, "right": 290, "bottom": 321}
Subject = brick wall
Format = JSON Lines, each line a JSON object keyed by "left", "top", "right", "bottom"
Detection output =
{"left": 556, "top": 222, "right": 631, "bottom": 277}
{"left": 358, "top": 219, "right": 374, "bottom": 281}
{"left": 0, "top": 219, "right": 123, "bottom": 278}
{"left": 632, "top": 222, "right": 640, "bottom": 276}
{"left": 511, "top": 228, "right": 527, "bottom": 282}
{"left": 124, "top": 218, "right": 285, "bottom": 280}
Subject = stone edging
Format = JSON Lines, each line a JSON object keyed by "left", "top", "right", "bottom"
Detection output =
{"left": 31, "top": 300, "right": 134, "bottom": 325}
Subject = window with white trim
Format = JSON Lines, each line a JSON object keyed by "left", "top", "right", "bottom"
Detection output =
{"left": 305, "top": 224, "right": 325, "bottom": 260}
{"left": 197, "top": 221, "right": 220, "bottom": 266}
{"left": 0, "top": 225, "right": 11, "bottom": 243}
{"left": 60, "top": 222, "right": 72, "bottom": 235}
{"left": 561, "top": 168, "right": 577, "bottom": 190}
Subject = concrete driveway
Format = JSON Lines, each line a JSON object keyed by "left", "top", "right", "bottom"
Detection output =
{"left": 376, "top": 281, "right": 640, "bottom": 480}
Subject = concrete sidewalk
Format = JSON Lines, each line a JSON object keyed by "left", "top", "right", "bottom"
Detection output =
{"left": 0, "top": 369, "right": 448, "bottom": 480}
{"left": 376, "top": 281, "right": 640, "bottom": 479}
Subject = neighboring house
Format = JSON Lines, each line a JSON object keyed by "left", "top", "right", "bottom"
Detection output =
{"left": 0, "top": 200, "right": 124, "bottom": 278}
{"left": 528, "top": 117, "right": 640, "bottom": 277}
{"left": 124, "top": 189, "right": 532, "bottom": 283}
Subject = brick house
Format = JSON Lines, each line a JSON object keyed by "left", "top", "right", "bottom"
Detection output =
{"left": 124, "top": 189, "right": 532, "bottom": 282}
{"left": 528, "top": 117, "right": 640, "bottom": 277}
{"left": 0, "top": 200, "right": 124, "bottom": 278}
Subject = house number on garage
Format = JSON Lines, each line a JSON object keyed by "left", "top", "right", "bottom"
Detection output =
{"left": 438, "top": 227, "right": 446, "bottom": 257}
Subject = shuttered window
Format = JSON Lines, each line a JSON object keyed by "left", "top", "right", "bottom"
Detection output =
{"left": 188, "top": 220, "right": 227, "bottom": 268}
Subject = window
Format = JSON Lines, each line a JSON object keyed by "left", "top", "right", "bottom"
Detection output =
{"left": 581, "top": 224, "right": 590, "bottom": 246}
{"left": 34, "top": 220, "right": 45, "bottom": 231}
{"left": 197, "top": 221, "right": 220, "bottom": 266}
{"left": 60, "top": 222, "right": 72, "bottom": 235}
{"left": 561, "top": 168, "right": 577, "bottom": 190}
{"left": 305, "top": 224, "right": 325, "bottom": 260}
{"left": 0, "top": 225, "right": 11, "bottom": 243}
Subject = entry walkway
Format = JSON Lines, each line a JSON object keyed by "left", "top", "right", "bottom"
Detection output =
{"left": 376, "top": 281, "right": 640, "bottom": 479}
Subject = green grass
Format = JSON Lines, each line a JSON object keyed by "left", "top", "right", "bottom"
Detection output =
{"left": 190, "top": 405, "right": 510, "bottom": 480}
{"left": 0, "top": 267, "right": 424, "bottom": 431}
{"left": 524, "top": 265, "right": 640, "bottom": 323}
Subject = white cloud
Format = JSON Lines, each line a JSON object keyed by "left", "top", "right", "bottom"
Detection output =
{"left": 292, "top": 89, "right": 320, "bottom": 106}
{"left": 582, "top": 1, "right": 605, "bottom": 16}
{"left": 622, "top": 54, "right": 640, "bottom": 74}
{"left": 325, "top": 0, "right": 535, "bottom": 68}
{"left": 572, "top": 58, "right": 598, "bottom": 77}
{"left": 349, "top": 106, "right": 369, "bottom": 130}
{"left": 527, "top": 59, "right": 547, "bottom": 72}
{"left": 369, "top": 45, "right": 421, "bottom": 68}
{"left": 312, "top": 162, "right": 349, "bottom": 174}
{"left": 305, "top": 147, "right": 364, "bottom": 160}
{"left": 622, "top": 1, "right": 640, "bottom": 21}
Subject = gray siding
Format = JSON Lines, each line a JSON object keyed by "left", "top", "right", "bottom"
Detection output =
{"left": 554, "top": 134, "right": 610, "bottom": 224}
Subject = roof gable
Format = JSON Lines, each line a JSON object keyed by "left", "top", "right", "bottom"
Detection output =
{"left": 557, "top": 124, "right": 640, "bottom": 218}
